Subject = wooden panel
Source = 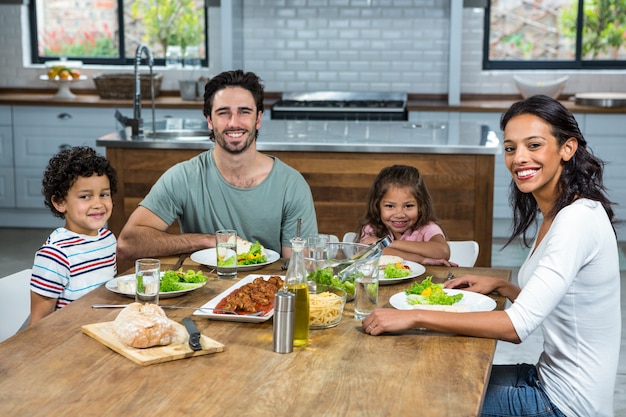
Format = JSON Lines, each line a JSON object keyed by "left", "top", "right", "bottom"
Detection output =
{"left": 106, "top": 148, "right": 494, "bottom": 266}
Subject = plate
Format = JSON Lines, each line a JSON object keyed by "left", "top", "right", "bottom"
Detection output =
{"left": 190, "top": 248, "right": 280, "bottom": 271}
{"left": 105, "top": 273, "right": 206, "bottom": 299}
{"left": 193, "top": 274, "right": 282, "bottom": 322}
{"left": 379, "top": 260, "right": 425, "bottom": 285}
{"left": 389, "top": 288, "right": 496, "bottom": 312}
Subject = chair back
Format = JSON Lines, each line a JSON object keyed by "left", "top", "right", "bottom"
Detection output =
{"left": 0, "top": 269, "right": 32, "bottom": 342}
{"left": 342, "top": 232, "right": 358, "bottom": 243}
{"left": 448, "top": 241, "right": 480, "bottom": 267}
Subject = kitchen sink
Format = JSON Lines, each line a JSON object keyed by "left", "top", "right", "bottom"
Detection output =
{"left": 143, "top": 129, "right": 211, "bottom": 141}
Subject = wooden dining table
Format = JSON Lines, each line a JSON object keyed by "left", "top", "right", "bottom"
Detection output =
{"left": 0, "top": 256, "right": 511, "bottom": 417}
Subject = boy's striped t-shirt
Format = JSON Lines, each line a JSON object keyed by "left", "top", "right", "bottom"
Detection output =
{"left": 30, "top": 227, "right": 117, "bottom": 310}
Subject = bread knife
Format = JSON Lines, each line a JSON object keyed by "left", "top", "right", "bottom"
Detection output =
{"left": 182, "top": 317, "right": 202, "bottom": 351}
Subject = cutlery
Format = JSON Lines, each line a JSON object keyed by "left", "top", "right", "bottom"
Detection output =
{"left": 91, "top": 304, "right": 264, "bottom": 316}
{"left": 182, "top": 317, "right": 202, "bottom": 351}
{"left": 172, "top": 253, "right": 189, "bottom": 270}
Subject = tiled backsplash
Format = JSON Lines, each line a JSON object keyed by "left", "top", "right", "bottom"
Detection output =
{"left": 0, "top": 2, "right": 624, "bottom": 95}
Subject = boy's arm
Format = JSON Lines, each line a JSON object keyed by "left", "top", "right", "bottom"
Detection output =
{"left": 29, "top": 292, "right": 57, "bottom": 326}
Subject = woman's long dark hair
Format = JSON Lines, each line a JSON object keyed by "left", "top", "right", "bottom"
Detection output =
{"left": 357, "top": 165, "right": 442, "bottom": 239}
{"left": 501, "top": 95, "right": 616, "bottom": 246}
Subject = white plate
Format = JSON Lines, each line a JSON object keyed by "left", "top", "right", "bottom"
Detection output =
{"left": 190, "top": 248, "right": 280, "bottom": 271}
{"left": 379, "top": 260, "right": 425, "bottom": 285}
{"left": 105, "top": 273, "right": 206, "bottom": 299}
{"left": 193, "top": 274, "right": 283, "bottom": 322}
{"left": 389, "top": 288, "right": 496, "bottom": 312}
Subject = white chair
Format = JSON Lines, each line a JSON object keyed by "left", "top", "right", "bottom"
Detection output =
{"left": 0, "top": 269, "right": 32, "bottom": 342}
{"left": 448, "top": 241, "right": 480, "bottom": 267}
{"left": 342, "top": 232, "right": 358, "bottom": 243}
{"left": 328, "top": 234, "right": 339, "bottom": 244}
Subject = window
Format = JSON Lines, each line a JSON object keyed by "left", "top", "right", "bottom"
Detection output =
{"left": 29, "top": 0, "right": 208, "bottom": 67}
{"left": 484, "top": 0, "right": 626, "bottom": 70}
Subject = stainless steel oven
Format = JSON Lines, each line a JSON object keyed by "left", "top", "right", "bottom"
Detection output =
{"left": 271, "top": 91, "right": 408, "bottom": 121}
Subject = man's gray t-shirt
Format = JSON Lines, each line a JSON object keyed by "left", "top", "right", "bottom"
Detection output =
{"left": 140, "top": 149, "right": 318, "bottom": 253}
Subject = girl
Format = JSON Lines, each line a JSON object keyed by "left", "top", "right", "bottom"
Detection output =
{"left": 357, "top": 164, "right": 453, "bottom": 266}
{"left": 362, "top": 95, "right": 620, "bottom": 417}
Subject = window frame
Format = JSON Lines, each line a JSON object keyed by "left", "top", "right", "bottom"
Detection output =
{"left": 28, "top": 0, "right": 209, "bottom": 67}
{"left": 483, "top": 0, "right": 626, "bottom": 70}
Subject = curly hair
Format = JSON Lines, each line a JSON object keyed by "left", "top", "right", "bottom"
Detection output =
{"left": 501, "top": 95, "right": 616, "bottom": 246}
{"left": 356, "top": 165, "right": 442, "bottom": 238}
{"left": 202, "top": 69, "right": 265, "bottom": 141}
{"left": 42, "top": 146, "right": 118, "bottom": 219}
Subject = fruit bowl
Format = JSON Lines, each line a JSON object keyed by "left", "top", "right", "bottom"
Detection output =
{"left": 42, "top": 60, "right": 86, "bottom": 99}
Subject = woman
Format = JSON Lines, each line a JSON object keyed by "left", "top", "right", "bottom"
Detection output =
{"left": 362, "top": 95, "right": 620, "bottom": 417}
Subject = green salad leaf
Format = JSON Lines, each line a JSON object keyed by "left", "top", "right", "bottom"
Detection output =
{"left": 384, "top": 263, "right": 411, "bottom": 279}
{"left": 237, "top": 241, "right": 267, "bottom": 265}
{"left": 404, "top": 276, "right": 463, "bottom": 305}
{"left": 307, "top": 267, "right": 356, "bottom": 298}
{"left": 160, "top": 269, "right": 207, "bottom": 292}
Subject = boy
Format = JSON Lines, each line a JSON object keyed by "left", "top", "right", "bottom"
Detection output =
{"left": 29, "top": 146, "right": 118, "bottom": 325}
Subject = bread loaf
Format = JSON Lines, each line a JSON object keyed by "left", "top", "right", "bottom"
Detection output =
{"left": 113, "top": 302, "right": 175, "bottom": 348}
{"left": 378, "top": 255, "right": 404, "bottom": 268}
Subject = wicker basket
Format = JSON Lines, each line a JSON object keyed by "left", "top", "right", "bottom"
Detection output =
{"left": 93, "top": 73, "right": 163, "bottom": 99}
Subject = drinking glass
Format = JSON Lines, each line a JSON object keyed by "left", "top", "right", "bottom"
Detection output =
{"left": 216, "top": 229, "right": 237, "bottom": 279}
{"left": 135, "top": 258, "right": 160, "bottom": 304}
{"left": 353, "top": 256, "right": 381, "bottom": 320}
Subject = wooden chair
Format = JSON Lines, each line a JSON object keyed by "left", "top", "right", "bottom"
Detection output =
{"left": 0, "top": 269, "right": 32, "bottom": 342}
{"left": 448, "top": 241, "right": 480, "bottom": 267}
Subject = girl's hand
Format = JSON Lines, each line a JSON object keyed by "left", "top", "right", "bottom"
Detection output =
{"left": 360, "top": 236, "right": 379, "bottom": 245}
{"left": 421, "top": 257, "right": 458, "bottom": 267}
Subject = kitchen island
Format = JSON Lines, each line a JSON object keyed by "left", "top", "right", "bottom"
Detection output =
{"left": 97, "top": 119, "right": 500, "bottom": 267}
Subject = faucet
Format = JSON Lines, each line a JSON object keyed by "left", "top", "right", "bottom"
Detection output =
{"left": 122, "top": 43, "right": 156, "bottom": 139}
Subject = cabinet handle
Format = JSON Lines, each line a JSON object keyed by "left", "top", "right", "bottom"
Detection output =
{"left": 57, "top": 113, "right": 72, "bottom": 120}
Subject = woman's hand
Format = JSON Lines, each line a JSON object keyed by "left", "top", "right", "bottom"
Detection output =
{"left": 362, "top": 308, "right": 417, "bottom": 335}
{"left": 444, "top": 274, "right": 521, "bottom": 302}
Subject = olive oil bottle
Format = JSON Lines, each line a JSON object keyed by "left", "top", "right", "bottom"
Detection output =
{"left": 285, "top": 237, "right": 309, "bottom": 346}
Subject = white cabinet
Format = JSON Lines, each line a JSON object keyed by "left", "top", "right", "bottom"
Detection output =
{"left": 0, "top": 105, "right": 15, "bottom": 208}
{"left": 12, "top": 106, "right": 114, "bottom": 209}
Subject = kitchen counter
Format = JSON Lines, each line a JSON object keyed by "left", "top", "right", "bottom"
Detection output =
{"left": 96, "top": 119, "right": 500, "bottom": 155}
{"left": 2, "top": 89, "right": 626, "bottom": 114}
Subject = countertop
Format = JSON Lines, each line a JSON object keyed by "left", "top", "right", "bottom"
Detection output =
{"left": 96, "top": 118, "right": 501, "bottom": 154}
{"left": 2, "top": 88, "right": 626, "bottom": 114}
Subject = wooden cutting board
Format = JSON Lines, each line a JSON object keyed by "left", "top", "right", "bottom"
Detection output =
{"left": 82, "top": 319, "right": 224, "bottom": 366}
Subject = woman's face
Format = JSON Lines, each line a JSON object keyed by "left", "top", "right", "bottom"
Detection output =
{"left": 379, "top": 185, "right": 419, "bottom": 239}
{"left": 503, "top": 113, "right": 576, "bottom": 204}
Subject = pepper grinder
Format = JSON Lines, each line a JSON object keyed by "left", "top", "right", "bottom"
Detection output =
{"left": 273, "top": 291, "right": 295, "bottom": 353}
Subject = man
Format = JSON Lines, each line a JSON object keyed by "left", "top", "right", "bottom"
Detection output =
{"left": 117, "top": 70, "right": 317, "bottom": 261}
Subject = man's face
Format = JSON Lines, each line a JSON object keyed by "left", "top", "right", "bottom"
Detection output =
{"left": 207, "top": 86, "right": 262, "bottom": 154}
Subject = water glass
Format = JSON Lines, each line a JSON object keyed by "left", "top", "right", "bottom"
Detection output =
{"left": 165, "top": 45, "right": 183, "bottom": 68}
{"left": 353, "top": 257, "right": 381, "bottom": 320}
{"left": 135, "top": 258, "right": 160, "bottom": 304}
{"left": 183, "top": 46, "right": 201, "bottom": 69}
{"left": 216, "top": 229, "right": 237, "bottom": 279}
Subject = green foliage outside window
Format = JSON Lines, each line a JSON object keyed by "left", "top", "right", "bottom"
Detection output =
{"left": 560, "top": 0, "right": 626, "bottom": 59}
{"left": 131, "top": 0, "right": 204, "bottom": 54}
